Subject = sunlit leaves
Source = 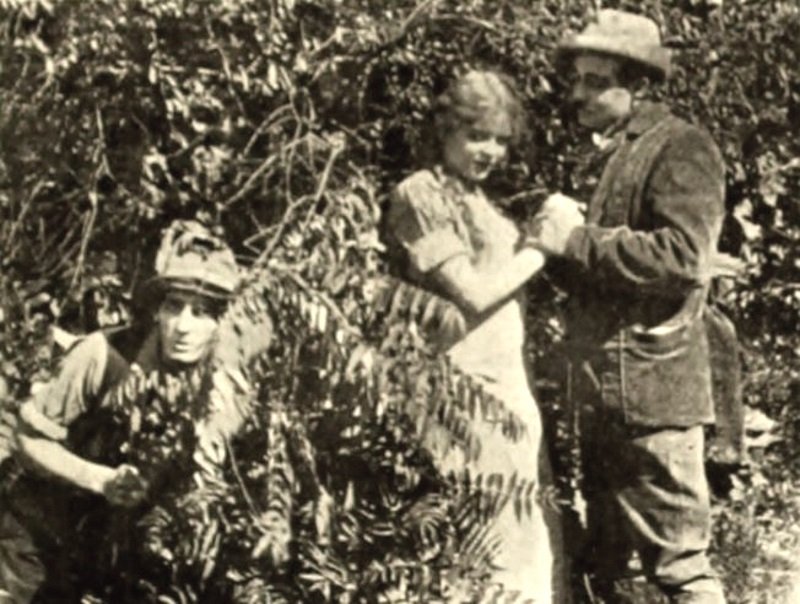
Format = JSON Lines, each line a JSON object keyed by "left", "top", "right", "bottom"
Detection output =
{"left": 1, "top": 0, "right": 799, "bottom": 602}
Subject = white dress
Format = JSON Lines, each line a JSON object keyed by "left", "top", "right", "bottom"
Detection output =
{"left": 387, "top": 166, "right": 567, "bottom": 603}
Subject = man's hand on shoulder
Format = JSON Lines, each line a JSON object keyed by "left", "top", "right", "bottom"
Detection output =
{"left": 524, "top": 193, "right": 586, "bottom": 256}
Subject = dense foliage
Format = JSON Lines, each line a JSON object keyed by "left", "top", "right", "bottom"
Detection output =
{"left": 1, "top": 0, "right": 798, "bottom": 602}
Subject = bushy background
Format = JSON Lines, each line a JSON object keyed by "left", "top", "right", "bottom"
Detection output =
{"left": 1, "top": 0, "right": 798, "bottom": 602}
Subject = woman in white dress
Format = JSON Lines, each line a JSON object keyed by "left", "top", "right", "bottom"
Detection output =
{"left": 384, "top": 70, "right": 578, "bottom": 603}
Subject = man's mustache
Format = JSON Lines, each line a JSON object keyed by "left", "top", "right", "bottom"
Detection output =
{"left": 561, "top": 100, "right": 586, "bottom": 120}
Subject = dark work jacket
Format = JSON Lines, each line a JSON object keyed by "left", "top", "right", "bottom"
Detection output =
{"left": 560, "top": 103, "right": 725, "bottom": 427}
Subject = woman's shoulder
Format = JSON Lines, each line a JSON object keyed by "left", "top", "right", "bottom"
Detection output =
{"left": 387, "top": 167, "right": 454, "bottom": 228}
{"left": 392, "top": 168, "right": 442, "bottom": 201}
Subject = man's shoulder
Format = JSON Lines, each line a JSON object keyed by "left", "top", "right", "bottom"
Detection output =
{"left": 659, "top": 114, "right": 720, "bottom": 154}
{"left": 16, "top": 330, "right": 114, "bottom": 430}
{"left": 629, "top": 103, "right": 717, "bottom": 149}
{"left": 63, "top": 330, "right": 111, "bottom": 366}
{"left": 626, "top": 110, "right": 722, "bottom": 174}
{"left": 63, "top": 326, "right": 149, "bottom": 394}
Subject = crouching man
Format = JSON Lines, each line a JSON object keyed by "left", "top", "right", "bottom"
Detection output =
{"left": 0, "top": 221, "right": 247, "bottom": 603}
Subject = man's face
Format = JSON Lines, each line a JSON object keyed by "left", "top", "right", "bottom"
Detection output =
{"left": 441, "top": 110, "right": 511, "bottom": 183}
{"left": 570, "top": 54, "right": 633, "bottom": 131}
{"left": 157, "top": 290, "right": 220, "bottom": 366}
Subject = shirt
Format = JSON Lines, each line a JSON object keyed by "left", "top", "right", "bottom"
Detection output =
{"left": 3, "top": 308, "right": 268, "bottom": 545}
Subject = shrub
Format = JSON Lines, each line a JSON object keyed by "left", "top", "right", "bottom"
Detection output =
{"left": 1, "top": 0, "right": 798, "bottom": 602}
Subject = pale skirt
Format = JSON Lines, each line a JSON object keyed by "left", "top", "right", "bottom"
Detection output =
{"left": 436, "top": 340, "right": 568, "bottom": 603}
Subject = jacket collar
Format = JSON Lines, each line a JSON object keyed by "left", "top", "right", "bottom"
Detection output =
{"left": 593, "top": 102, "right": 672, "bottom": 153}
{"left": 623, "top": 101, "right": 672, "bottom": 138}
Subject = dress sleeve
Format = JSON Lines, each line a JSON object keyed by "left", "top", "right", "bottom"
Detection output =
{"left": 386, "top": 170, "right": 470, "bottom": 273}
{"left": 23, "top": 332, "right": 109, "bottom": 431}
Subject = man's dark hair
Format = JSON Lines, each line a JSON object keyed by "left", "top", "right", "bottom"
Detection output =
{"left": 617, "top": 57, "right": 664, "bottom": 88}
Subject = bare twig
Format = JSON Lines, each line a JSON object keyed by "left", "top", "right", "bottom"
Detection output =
{"left": 373, "top": 0, "right": 441, "bottom": 52}
{"left": 243, "top": 103, "right": 293, "bottom": 156}
{"left": 40, "top": 237, "right": 81, "bottom": 281}
{"left": 429, "top": 14, "right": 502, "bottom": 34}
{"left": 222, "top": 155, "right": 280, "bottom": 208}
{"left": 282, "top": 121, "right": 306, "bottom": 212}
{"left": 223, "top": 134, "right": 314, "bottom": 208}
{"left": 224, "top": 437, "right": 262, "bottom": 518}
{"left": 4, "top": 178, "right": 47, "bottom": 257}
{"left": 256, "top": 135, "right": 345, "bottom": 265}
{"left": 308, "top": 27, "right": 341, "bottom": 59}
{"left": 70, "top": 108, "right": 107, "bottom": 290}
{"left": 71, "top": 192, "right": 98, "bottom": 290}
{"left": 701, "top": 66, "right": 721, "bottom": 104}
{"left": 205, "top": 17, "right": 247, "bottom": 118}
{"left": 242, "top": 194, "right": 311, "bottom": 251}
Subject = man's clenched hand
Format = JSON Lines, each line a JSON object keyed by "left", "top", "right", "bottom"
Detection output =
{"left": 100, "top": 464, "right": 148, "bottom": 507}
{"left": 525, "top": 193, "right": 586, "bottom": 256}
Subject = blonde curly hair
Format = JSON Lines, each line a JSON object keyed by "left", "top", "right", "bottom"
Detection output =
{"left": 432, "top": 70, "right": 527, "bottom": 148}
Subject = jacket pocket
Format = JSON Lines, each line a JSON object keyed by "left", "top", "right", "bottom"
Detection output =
{"left": 627, "top": 319, "right": 693, "bottom": 361}
{"left": 621, "top": 318, "right": 715, "bottom": 427}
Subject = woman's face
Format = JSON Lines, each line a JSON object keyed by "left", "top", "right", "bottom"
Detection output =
{"left": 157, "top": 290, "right": 220, "bottom": 366}
{"left": 441, "top": 110, "right": 511, "bottom": 183}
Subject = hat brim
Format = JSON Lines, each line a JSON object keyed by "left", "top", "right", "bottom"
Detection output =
{"left": 556, "top": 35, "right": 671, "bottom": 80}
{"left": 144, "top": 277, "right": 236, "bottom": 304}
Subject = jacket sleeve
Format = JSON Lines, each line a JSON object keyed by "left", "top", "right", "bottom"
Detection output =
{"left": 563, "top": 125, "right": 725, "bottom": 294}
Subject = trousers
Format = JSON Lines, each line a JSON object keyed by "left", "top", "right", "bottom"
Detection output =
{"left": 0, "top": 511, "right": 51, "bottom": 604}
{"left": 0, "top": 483, "right": 112, "bottom": 604}
{"left": 578, "top": 403, "right": 725, "bottom": 604}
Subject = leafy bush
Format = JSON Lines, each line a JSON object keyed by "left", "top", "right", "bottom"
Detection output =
{"left": 1, "top": 0, "right": 798, "bottom": 602}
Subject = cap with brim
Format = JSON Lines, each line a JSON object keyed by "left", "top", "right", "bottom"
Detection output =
{"left": 147, "top": 276, "right": 236, "bottom": 301}
{"left": 146, "top": 220, "right": 240, "bottom": 306}
{"left": 556, "top": 9, "right": 671, "bottom": 80}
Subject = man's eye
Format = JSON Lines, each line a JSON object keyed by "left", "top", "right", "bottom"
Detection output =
{"left": 162, "top": 298, "right": 183, "bottom": 314}
{"left": 191, "top": 303, "right": 216, "bottom": 319}
{"left": 584, "top": 75, "right": 610, "bottom": 89}
{"left": 468, "top": 129, "right": 491, "bottom": 142}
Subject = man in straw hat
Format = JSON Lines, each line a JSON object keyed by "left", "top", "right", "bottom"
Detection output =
{"left": 0, "top": 220, "right": 261, "bottom": 603}
{"left": 526, "top": 9, "right": 729, "bottom": 604}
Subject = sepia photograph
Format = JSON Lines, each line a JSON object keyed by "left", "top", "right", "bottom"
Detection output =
{"left": 0, "top": 0, "right": 797, "bottom": 602}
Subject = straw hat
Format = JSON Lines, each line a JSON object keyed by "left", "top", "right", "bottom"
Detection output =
{"left": 557, "top": 9, "right": 671, "bottom": 80}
